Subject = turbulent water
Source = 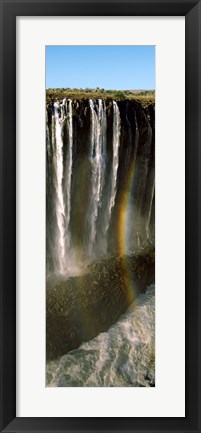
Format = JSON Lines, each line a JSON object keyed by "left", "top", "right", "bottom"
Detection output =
{"left": 46, "top": 284, "right": 155, "bottom": 387}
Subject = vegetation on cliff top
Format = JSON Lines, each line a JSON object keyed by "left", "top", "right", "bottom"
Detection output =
{"left": 46, "top": 88, "right": 155, "bottom": 108}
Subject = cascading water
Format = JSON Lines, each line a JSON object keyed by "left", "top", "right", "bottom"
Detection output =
{"left": 46, "top": 98, "right": 155, "bottom": 278}
{"left": 48, "top": 99, "right": 74, "bottom": 275}
{"left": 53, "top": 102, "right": 66, "bottom": 273}
{"left": 101, "top": 101, "right": 121, "bottom": 251}
{"left": 88, "top": 99, "right": 107, "bottom": 258}
{"left": 65, "top": 99, "right": 73, "bottom": 254}
{"left": 46, "top": 110, "right": 51, "bottom": 159}
{"left": 109, "top": 101, "right": 121, "bottom": 219}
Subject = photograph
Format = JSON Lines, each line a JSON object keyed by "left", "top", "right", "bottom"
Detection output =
{"left": 46, "top": 45, "right": 155, "bottom": 387}
{"left": 1, "top": 0, "right": 200, "bottom": 429}
{"left": 0, "top": 0, "right": 201, "bottom": 433}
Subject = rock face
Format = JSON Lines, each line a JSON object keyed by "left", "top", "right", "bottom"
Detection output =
{"left": 46, "top": 246, "right": 155, "bottom": 360}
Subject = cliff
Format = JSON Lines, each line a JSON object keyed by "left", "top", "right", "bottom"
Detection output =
{"left": 46, "top": 96, "right": 155, "bottom": 360}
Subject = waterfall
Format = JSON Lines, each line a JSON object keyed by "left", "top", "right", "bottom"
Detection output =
{"left": 46, "top": 98, "right": 155, "bottom": 278}
{"left": 46, "top": 110, "right": 51, "bottom": 159}
{"left": 109, "top": 101, "right": 121, "bottom": 216}
{"left": 53, "top": 101, "right": 66, "bottom": 273}
{"left": 101, "top": 100, "right": 121, "bottom": 249}
{"left": 50, "top": 99, "right": 74, "bottom": 274}
{"left": 88, "top": 99, "right": 107, "bottom": 258}
{"left": 65, "top": 99, "right": 73, "bottom": 253}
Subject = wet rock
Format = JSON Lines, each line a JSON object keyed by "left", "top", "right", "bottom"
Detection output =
{"left": 46, "top": 246, "right": 155, "bottom": 360}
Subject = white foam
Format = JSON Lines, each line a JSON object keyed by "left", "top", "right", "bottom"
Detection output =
{"left": 47, "top": 284, "right": 155, "bottom": 387}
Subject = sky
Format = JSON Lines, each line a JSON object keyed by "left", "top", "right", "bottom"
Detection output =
{"left": 46, "top": 45, "right": 155, "bottom": 90}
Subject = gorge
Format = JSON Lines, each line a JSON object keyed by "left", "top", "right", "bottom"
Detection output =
{"left": 46, "top": 96, "right": 155, "bottom": 375}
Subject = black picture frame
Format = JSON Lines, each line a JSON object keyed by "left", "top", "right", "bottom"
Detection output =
{"left": 0, "top": 0, "right": 200, "bottom": 432}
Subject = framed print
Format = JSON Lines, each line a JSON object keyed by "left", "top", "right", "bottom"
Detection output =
{"left": 45, "top": 45, "right": 156, "bottom": 384}
{"left": 0, "top": 0, "right": 201, "bottom": 432}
